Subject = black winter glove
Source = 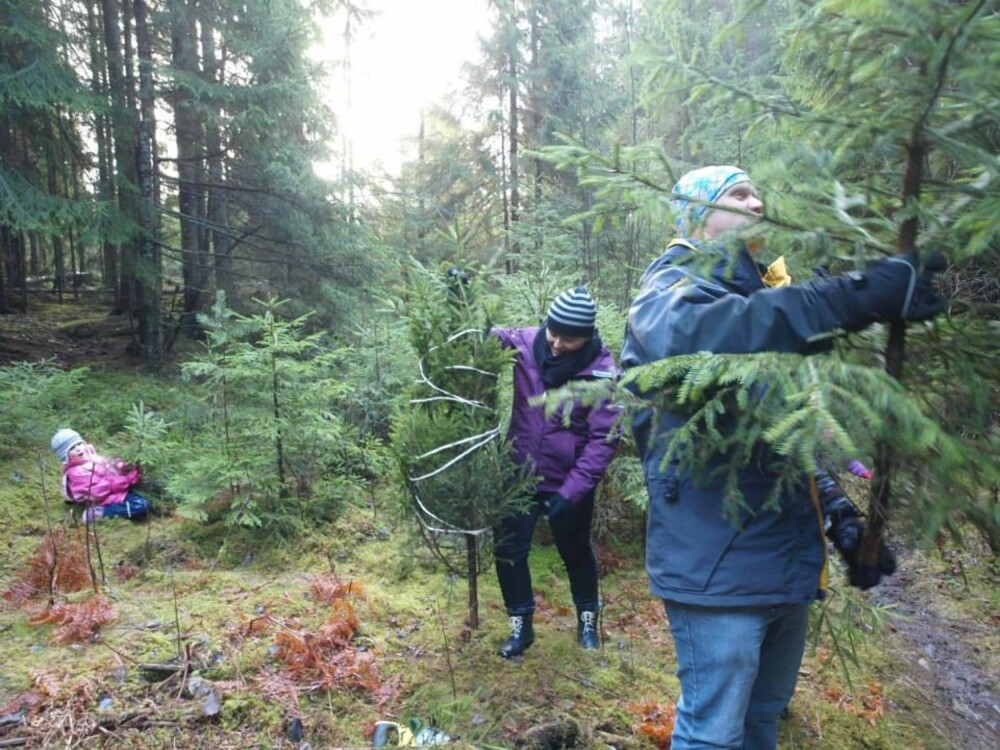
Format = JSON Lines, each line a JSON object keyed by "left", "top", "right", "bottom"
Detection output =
{"left": 839, "top": 252, "right": 947, "bottom": 330}
{"left": 543, "top": 493, "right": 571, "bottom": 522}
{"left": 821, "top": 480, "right": 897, "bottom": 590}
{"left": 845, "top": 543, "right": 897, "bottom": 590}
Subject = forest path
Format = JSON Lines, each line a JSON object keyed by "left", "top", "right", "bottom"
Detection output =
{"left": 0, "top": 294, "right": 138, "bottom": 368}
{"left": 872, "top": 546, "right": 999, "bottom": 750}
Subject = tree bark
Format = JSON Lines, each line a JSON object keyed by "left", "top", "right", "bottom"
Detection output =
{"left": 862, "top": 136, "right": 925, "bottom": 567}
{"left": 505, "top": 2, "right": 520, "bottom": 275}
{"left": 200, "top": 3, "right": 232, "bottom": 301}
{"left": 171, "top": 0, "right": 207, "bottom": 337}
{"left": 100, "top": 0, "right": 141, "bottom": 315}
{"left": 88, "top": 0, "right": 117, "bottom": 293}
{"left": 466, "top": 532, "right": 479, "bottom": 629}
{"left": 134, "top": 0, "right": 162, "bottom": 370}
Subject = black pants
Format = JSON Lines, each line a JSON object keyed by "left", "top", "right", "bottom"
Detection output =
{"left": 494, "top": 490, "right": 599, "bottom": 616}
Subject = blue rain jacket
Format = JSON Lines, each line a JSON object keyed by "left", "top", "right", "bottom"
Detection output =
{"left": 621, "top": 239, "right": 854, "bottom": 606}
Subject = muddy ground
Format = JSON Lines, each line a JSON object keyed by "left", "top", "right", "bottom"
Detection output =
{"left": 872, "top": 545, "right": 999, "bottom": 750}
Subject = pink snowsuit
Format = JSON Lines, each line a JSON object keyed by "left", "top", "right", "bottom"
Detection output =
{"left": 62, "top": 443, "right": 140, "bottom": 506}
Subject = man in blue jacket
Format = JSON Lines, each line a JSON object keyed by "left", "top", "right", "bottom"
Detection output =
{"left": 620, "top": 165, "right": 946, "bottom": 750}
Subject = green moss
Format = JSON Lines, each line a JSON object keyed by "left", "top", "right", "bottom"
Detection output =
{"left": 1, "top": 358, "right": 996, "bottom": 748}
{"left": 219, "top": 691, "right": 283, "bottom": 732}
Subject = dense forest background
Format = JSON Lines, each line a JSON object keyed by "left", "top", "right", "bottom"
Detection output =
{"left": 1, "top": 0, "right": 998, "bottom": 748}
{"left": 4, "top": 0, "right": 997, "bottom": 542}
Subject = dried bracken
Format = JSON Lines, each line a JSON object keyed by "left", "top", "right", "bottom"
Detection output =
{"left": 824, "top": 682, "right": 886, "bottom": 727}
{"left": 256, "top": 581, "right": 400, "bottom": 707}
{"left": 27, "top": 595, "right": 118, "bottom": 643}
{"left": 309, "top": 575, "right": 365, "bottom": 604}
{"left": 629, "top": 698, "right": 676, "bottom": 749}
{"left": 2, "top": 529, "right": 93, "bottom": 605}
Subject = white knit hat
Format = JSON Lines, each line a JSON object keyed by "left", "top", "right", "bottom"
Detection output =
{"left": 51, "top": 428, "right": 83, "bottom": 462}
{"left": 546, "top": 287, "right": 597, "bottom": 338}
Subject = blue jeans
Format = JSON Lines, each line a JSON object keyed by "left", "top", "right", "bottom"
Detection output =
{"left": 664, "top": 601, "right": 809, "bottom": 750}
{"left": 494, "top": 491, "right": 599, "bottom": 615}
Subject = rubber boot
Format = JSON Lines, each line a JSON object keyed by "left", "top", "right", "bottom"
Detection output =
{"left": 498, "top": 613, "right": 535, "bottom": 658}
{"left": 577, "top": 608, "right": 600, "bottom": 650}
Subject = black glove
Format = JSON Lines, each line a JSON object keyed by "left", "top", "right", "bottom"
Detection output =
{"left": 542, "top": 493, "right": 571, "bottom": 521}
{"left": 839, "top": 252, "right": 947, "bottom": 329}
{"left": 822, "top": 482, "right": 897, "bottom": 590}
{"left": 845, "top": 542, "right": 897, "bottom": 590}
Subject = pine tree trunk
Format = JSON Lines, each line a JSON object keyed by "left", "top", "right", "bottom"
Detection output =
{"left": 88, "top": 0, "right": 117, "bottom": 294}
{"left": 505, "top": 2, "right": 520, "bottom": 274}
{"left": 529, "top": 6, "right": 542, "bottom": 258}
{"left": 864, "top": 136, "right": 925, "bottom": 566}
{"left": 134, "top": 0, "right": 161, "bottom": 370}
{"left": 200, "top": 6, "right": 232, "bottom": 301}
{"left": 100, "top": 0, "right": 141, "bottom": 316}
{"left": 45, "top": 120, "right": 65, "bottom": 300}
{"left": 466, "top": 532, "right": 479, "bottom": 629}
{"left": 171, "top": 0, "right": 206, "bottom": 338}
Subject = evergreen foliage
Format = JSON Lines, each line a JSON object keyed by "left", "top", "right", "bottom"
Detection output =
{"left": 539, "top": 0, "right": 1000, "bottom": 549}
{"left": 620, "top": 350, "right": 977, "bottom": 516}
{"left": 175, "top": 294, "right": 365, "bottom": 532}
{"left": 0, "top": 360, "right": 88, "bottom": 455}
{"left": 0, "top": 0, "right": 106, "bottom": 300}
{"left": 391, "top": 262, "right": 531, "bottom": 627}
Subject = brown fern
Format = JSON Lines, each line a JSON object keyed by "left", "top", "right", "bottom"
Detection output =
{"left": 629, "top": 699, "right": 676, "bottom": 749}
{"left": 2, "top": 530, "right": 93, "bottom": 606}
{"left": 28, "top": 595, "right": 118, "bottom": 643}
{"left": 310, "top": 575, "right": 365, "bottom": 604}
{"left": 271, "top": 599, "right": 396, "bottom": 703}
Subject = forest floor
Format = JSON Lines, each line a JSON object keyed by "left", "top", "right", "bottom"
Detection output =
{"left": 0, "top": 297, "right": 997, "bottom": 749}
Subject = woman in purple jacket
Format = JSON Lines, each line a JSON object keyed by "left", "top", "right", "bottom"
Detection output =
{"left": 492, "top": 287, "right": 620, "bottom": 658}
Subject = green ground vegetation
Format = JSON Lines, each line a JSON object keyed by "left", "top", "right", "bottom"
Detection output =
{"left": 0, "top": 301, "right": 997, "bottom": 749}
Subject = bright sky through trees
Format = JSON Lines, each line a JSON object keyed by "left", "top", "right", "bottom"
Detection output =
{"left": 315, "top": 0, "right": 490, "bottom": 177}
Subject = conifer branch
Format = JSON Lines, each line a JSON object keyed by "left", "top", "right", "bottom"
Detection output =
{"left": 864, "top": 0, "right": 988, "bottom": 565}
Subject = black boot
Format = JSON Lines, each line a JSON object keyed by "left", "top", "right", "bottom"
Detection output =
{"left": 577, "top": 608, "right": 600, "bottom": 650}
{"left": 499, "top": 614, "right": 534, "bottom": 658}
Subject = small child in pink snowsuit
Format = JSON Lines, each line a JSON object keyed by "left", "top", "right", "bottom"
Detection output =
{"left": 51, "top": 429, "right": 151, "bottom": 524}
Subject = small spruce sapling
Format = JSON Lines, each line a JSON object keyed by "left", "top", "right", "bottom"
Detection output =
{"left": 391, "top": 263, "right": 533, "bottom": 628}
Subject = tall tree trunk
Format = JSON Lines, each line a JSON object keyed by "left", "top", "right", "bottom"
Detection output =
{"left": 499, "top": 90, "right": 510, "bottom": 266}
{"left": 100, "top": 0, "right": 141, "bottom": 316}
{"left": 200, "top": 4, "right": 232, "bottom": 301}
{"left": 134, "top": 0, "right": 161, "bottom": 369}
{"left": 45, "top": 121, "right": 65, "bottom": 299}
{"left": 529, "top": 4, "right": 543, "bottom": 255}
{"left": 505, "top": 3, "right": 520, "bottom": 275}
{"left": 89, "top": 0, "right": 117, "bottom": 293}
{"left": 172, "top": 0, "right": 206, "bottom": 337}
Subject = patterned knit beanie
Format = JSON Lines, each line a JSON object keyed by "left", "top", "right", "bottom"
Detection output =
{"left": 51, "top": 428, "right": 83, "bottom": 462}
{"left": 670, "top": 165, "right": 751, "bottom": 237}
{"left": 546, "top": 287, "right": 597, "bottom": 338}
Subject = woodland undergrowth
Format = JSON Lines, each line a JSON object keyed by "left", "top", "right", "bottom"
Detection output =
{"left": 0, "top": 303, "right": 996, "bottom": 749}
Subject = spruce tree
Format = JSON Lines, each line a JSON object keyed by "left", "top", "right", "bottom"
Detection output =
{"left": 177, "top": 294, "right": 360, "bottom": 535}
{"left": 541, "top": 0, "right": 1000, "bottom": 550}
{"left": 391, "top": 264, "right": 531, "bottom": 628}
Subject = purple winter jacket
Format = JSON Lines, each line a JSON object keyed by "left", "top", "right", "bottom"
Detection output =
{"left": 494, "top": 326, "right": 620, "bottom": 504}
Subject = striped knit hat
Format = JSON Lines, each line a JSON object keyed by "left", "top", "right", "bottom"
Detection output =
{"left": 546, "top": 287, "right": 597, "bottom": 338}
{"left": 671, "top": 165, "right": 751, "bottom": 237}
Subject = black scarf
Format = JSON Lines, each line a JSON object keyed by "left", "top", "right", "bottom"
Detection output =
{"left": 533, "top": 326, "right": 603, "bottom": 389}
